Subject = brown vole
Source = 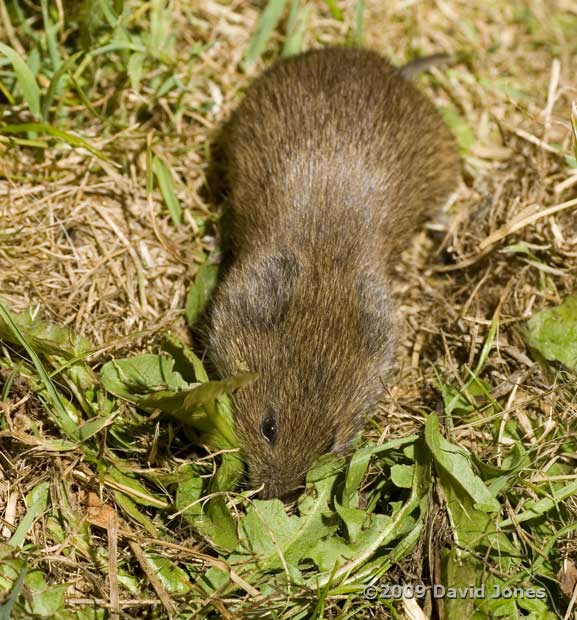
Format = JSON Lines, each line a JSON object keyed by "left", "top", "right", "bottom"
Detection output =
{"left": 207, "top": 47, "right": 459, "bottom": 499}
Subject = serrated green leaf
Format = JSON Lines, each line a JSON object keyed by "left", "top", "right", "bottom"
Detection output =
{"left": 161, "top": 333, "right": 208, "bottom": 383}
{"left": 240, "top": 455, "right": 342, "bottom": 575}
{"left": 137, "top": 373, "right": 255, "bottom": 446}
{"left": 342, "top": 436, "right": 417, "bottom": 508}
{"left": 333, "top": 498, "right": 368, "bottom": 544}
{"left": 425, "top": 414, "right": 500, "bottom": 513}
{"left": 311, "top": 438, "right": 431, "bottom": 587}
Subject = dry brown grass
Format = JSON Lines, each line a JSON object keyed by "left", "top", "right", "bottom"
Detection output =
{"left": 1, "top": 0, "right": 577, "bottom": 618}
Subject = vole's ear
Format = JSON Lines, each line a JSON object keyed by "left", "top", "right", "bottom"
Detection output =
{"left": 239, "top": 250, "right": 302, "bottom": 330}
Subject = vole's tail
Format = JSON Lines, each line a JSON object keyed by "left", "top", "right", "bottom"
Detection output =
{"left": 399, "top": 53, "right": 452, "bottom": 79}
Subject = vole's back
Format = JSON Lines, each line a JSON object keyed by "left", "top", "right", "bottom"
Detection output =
{"left": 224, "top": 47, "right": 458, "bottom": 258}
{"left": 208, "top": 47, "right": 459, "bottom": 499}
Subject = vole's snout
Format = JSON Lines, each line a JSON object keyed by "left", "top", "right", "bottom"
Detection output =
{"left": 257, "top": 479, "right": 304, "bottom": 501}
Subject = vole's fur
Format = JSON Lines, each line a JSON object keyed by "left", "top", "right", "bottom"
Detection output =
{"left": 207, "top": 47, "right": 459, "bottom": 499}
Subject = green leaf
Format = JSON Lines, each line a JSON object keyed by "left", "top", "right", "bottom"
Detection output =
{"left": 175, "top": 459, "right": 241, "bottom": 551}
{"left": 41, "top": 0, "right": 62, "bottom": 73}
{"left": 9, "top": 482, "right": 50, "bottom": 548}
{"left": 185, "top": 262, "right": 219, "bottom": 328}
{"left": 425, "top": 416, "right": 517, "bottom": 554}
{"left": 175, "top": 464, "right": 205, "bottom": 521}
{"left": 500, "top": 479, "right": 577, "bottom": 527}
{"left": 102, "top": 464, "right": 168, "bottom": 509}
{"left": 77, "top": 413, "right": 116, "bottom": 441}
{"left": 333, "top": 499, "right": 368, "bottom": 544}
{"left": 312, "top": 438, "right": 431, "bottom": 587}
{"left": 240, "top": 455, "right": 342, "bottom": 576}
{"left": 243, "top": 0, "right": 288, "bottom": 69}
{"left": 441, "top": 548, "right": 480, "bottom": 619}
{"left": 425, "top": 414, "right": 500, "bottom": 513}
{"left": 22, "top": 571, "right": 67, "bottom": 617}
{"left": 113, "top": 491, "right": 159, "bottom": 537}
{"left": 342, "top": 436, "right": 417, "bottom": 508}
{"left": 136, "top": 374, "right": 254, "bottom": 451}
{"left": 153, "top": 155, "right": 182, "bottom": 226}
{"left": 0, "top": 303, "right": 92, "bottom": 359}
{"left": 526, "top": 294, "right": 577, "bottom": 370}
{"left": 89, "top": 41, "right": 147, "bottom": 56}
{"left": 390, "top": 464, "right": 414, "bottom": 489}
{"left": 161, "top": 333, "right": 208, "bottom": 383}
{"left": 0, "top": 43, "right": 41, "bottom": 118}
{"left": 100, "top": 354, "right": 191, "bottom": 399}
{"left": 100, "top": 353, "right": 252, "bottom": 450}
{"left": 202, "top": 451, "right": 244, "bottom": 550}
{"left": 0, "top": 302, "right": 78, "bottom": 439}
{"left": 143, "top": 555, "right": 192, "bottom": 595}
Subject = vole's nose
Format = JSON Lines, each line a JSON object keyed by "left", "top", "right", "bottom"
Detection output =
{"left": 257, "top": 479, "right": 305, "bottom": 502}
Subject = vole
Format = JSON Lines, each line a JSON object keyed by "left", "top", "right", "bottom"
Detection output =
{"left": 206, "top": 47, "right": 459, "bottom": 499}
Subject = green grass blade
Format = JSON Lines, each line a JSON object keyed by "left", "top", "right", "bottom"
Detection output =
{"left": 42, "top": 51, "right": 84, "bottom": 121}
{"left": 0, "top": 566, "right": 28, "bottom": 619}
{"left": 571, "top": 101, "right": 577, "bottom": 160}
{"left": 351, "top": 0, "right": 364, "bottom": 46}
{"left": 152, "top": 155, "right": 182, "bottom": 226}
{"left": 8, "top": 482, "right": 50, "bottom": 548}
{"left": 282, "top": 3, "right": 311, "bottom": 57}
{"left": 40, "top": 0, "right": 62, "bottom": 72}
{"left": 0, "top": 42, "right": 41, "bottom": 118}
{"left": 0, "top": 122, "right": 112, "bottom": 162}
{"left": 243, "top": 0, "right": 288, "bottom": 69}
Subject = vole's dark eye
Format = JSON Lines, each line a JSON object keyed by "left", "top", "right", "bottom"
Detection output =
{"left": 260, "top": 408, "right": 278, "bottom": 446}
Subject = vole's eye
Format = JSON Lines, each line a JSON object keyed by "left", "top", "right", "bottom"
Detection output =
{"left": 260, "top": 408, "right": 278, "bottom": 446}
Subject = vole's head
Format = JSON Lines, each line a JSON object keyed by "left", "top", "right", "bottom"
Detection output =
{"left": 208, "top": 248, "right": 397, "bottom": 499}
